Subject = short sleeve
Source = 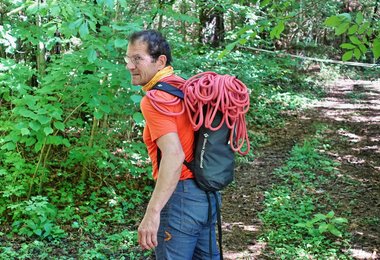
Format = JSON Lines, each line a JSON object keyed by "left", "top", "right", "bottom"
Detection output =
{"left": 141, "top": 96, "right": 178, "bottom": 142}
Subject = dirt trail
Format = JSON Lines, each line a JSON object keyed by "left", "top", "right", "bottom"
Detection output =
{"left": 222, "top": 79, "right": 380, "bottom": 259}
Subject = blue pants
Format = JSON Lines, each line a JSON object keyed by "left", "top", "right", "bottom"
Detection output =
{"left": 155, "top": 179, "right": 221, "bottom": 260}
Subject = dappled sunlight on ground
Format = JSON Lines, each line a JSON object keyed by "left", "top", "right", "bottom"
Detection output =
{"left": 222, "top": 77, "right": 380, "bottom": 259}
{"left": 224, "top": 241, "right": 267, "bottom": 260}
{"left": 222, "top": 222, "right": 266, "bottom": 259}
{"left": 310, "top": 79, "right": 380, "bottom": 124}
{"left": 348, "top": 248, "right": 378, "bottom": 259}
{"left": 311, "top": 78, "right": 380, "bottom": 259}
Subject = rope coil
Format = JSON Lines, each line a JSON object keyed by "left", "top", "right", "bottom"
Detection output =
{"left": 147, "top": 72, "right": 250, "bottom": 155}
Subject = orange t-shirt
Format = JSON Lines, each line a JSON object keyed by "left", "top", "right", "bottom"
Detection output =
{"left": 140, "top": 75, "right": 194, "bottom": 180}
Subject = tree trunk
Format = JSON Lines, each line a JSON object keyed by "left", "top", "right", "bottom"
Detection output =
{"left": 198, "top": 2, "right": 225, "bottom": 47}
{"left": 180, "top": 0, "right": 187, "bottom": 42}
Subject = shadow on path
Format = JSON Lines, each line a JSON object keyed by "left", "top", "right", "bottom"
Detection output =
{"left": 222, "top": 79, "right": 380, "bottom": 259}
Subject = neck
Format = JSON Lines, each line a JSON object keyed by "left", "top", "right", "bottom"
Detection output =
{"left": 142, "top": 66, "right": 174, "bottom": 91}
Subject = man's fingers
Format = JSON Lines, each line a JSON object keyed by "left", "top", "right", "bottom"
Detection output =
{"left": 151, "top": 232, "right": 158, "bottom": 247}
{"left": 138, "top": 229, "right": 157, "bottom": 250}
{"left": 138, "top": 229, "right": 146, "bottom": 249}
{"left": 145, "top": 235, "right": 153, "bottom": 249}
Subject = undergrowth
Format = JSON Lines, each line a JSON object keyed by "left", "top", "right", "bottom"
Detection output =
{"left": 258, "top": 125, "right": 352, "bottom": 259}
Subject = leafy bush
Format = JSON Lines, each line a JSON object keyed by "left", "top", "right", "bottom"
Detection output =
{"left": 10, "top": 196, "right": 65, "bottom": 239}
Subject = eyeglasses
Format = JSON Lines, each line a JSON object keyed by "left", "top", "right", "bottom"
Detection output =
{"left": 124, "top": 55, "right": 144, "bottom": 66}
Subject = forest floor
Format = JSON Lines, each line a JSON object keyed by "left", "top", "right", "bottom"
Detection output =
{"left": 222, "top": 78, "right": 380, "bottom": 259}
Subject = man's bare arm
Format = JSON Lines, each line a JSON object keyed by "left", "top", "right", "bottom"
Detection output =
{"left": 138, "top": 132, "right": 185, "bottom": 250}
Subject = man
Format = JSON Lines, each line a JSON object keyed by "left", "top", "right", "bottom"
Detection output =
{"left": 125, "top": 29, "right": 220, "bottom": 259}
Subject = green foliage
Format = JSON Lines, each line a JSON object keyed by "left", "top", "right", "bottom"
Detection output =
{"left": 296, "top": 211, "right": 348, "bottom": 238}
{"left": 10, "top": 196, "right": 65, "bottom": 239}
{"left": 1, "top": 0, "right": 371, "bottom": 257}
{"left": 325, "top": 12, "right": 380, "bottom": 61}
{"left": 0, "top": 229, "right": 145, "bottom": 259}
{"left": 259, "top": 132, "right": 350, "bottom": 259}
{"left": 0, "top": 2, "right": 153, "bottom": 257}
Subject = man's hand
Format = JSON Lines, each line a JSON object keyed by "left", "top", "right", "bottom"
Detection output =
{"left": 138, "top": 211, "right": 160, "bottom": 250}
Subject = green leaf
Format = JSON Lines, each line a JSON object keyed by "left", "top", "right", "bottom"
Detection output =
{"left": 342, "top": 51, "right": 353, "bottom": 61}
{"left": 13, "top": 107, "right": 37, "bottom": 119}
{"left": 70, "top": 18, "right": 84, "bottom": 29}
{"left": 238, "top": 38, "right": 248, "bottom": 45}
{"left": 72, "top": 221, "right": 80, "bottom": 228}
{"left": 88, "top": 20, "right": 97, "bottom": 32}
{"left": 0, "top": 169, "right": 7, "bottom": 176}
{"left": 332, "top": 217, "right": 349, "bottom": 224}
{"left": 355, "top": 12, "right": 364, "bottom": 24}
{"left": 340, "top": 43, "right": 356, "bottom": 49}
{"left": 373, "top": 38, "right": 380, "bottom": 59}
{"left": 295, "top": 222, "right": 306, "bottom": 228}
{"left": 114, "top": 39, "right": 128, "bottom": 48}
{"left": 87, "top": 48, "right": 97, "bottom": 63}
{"left": 37, "top": 115, "right": 51, "bottom": 125}
{"left": 219, "top": 41, "right": 238, "bottom": 59}
{"left": 318, "top": 222, "right": 328, "bottom": 233}
{"left": 130, "top": 94, "right": 142, "bottom": 104}
{"left": 358, "top": 44, "right": 367, "bottom": 54}
{"left": 354, "top": 48, "right": 361, "bottom": 59}
{"left": 1, "top": 142, "right": 16, "bottom": 151}
{"left": 29, "top": 121, "right": 41, "bottom": 131}
{"left": 47, "top": 136, "right": 63, "bottom": 145}
{"left": 25, "top": 138, "right": 36, "bottom": 147}
{"left": 100, "top": 104, "right": 111, "bottom": 114}
{"left": 21, "top": 128, "right": 30, "bottom": 136}
{"left": 358, "top": 22, "right": 370, "bottom": 34}
{"left": 79, "top": 22, "right": 89, "bottom": 38}
{"left": 62, "top": 138, "right": 71, "bottom": 147}
{"left": 133, "top": 112, "right": 144, "bottom": 125}
{"left": 270, "top": 21, "right": 285, "bottom": 39}
{"left": 328, "top": 224, "right": 342, "bottom": 237}
{"left": 326, "top": 211, "right": 335, "bottom": 218}
{"left": 26, "top": 3, "right": 39, "bottom": 15}
{"left": 34, "top": 229, "right": 42, "bottom": 236}
{"left": 260, "top": 0, "right": 270, "bottom": 7}
{"left": 338, "top": 13, "right": 352, "bottom": 23}
{"left": 23, "top": 95, "right": 38, "bottom": 108}
{"left": 312, "top": 213, "right": 326, "bottom": 222}
{"left": 44, "top": 127, "right": 53, "bottom": 136}
{"left": 94, "top": 110, "right": 103, "bottom": 119}
{"left": 54, "top": 121, "right": 65, "bottom": 131}
{"left": 34, "top": 140, "right": 44, "bottom": 152}
{"left": 26, "top": 220, "right": 37, "bottom": 229}
{"left": 43, "top": 222, "right": 53, "bottom": 236}
{"left": 348, "top": 24, "right": 358, "bottom": 35}
{"left": 324, "top": 16, "right": 341, "bottom": 27}
{"left": 335, "top": 22, "right": 350, "bottom": 35}
{"left": 50, "top": 4, "right": 61, "bottom": 17}
{"left": 349, "top": 36, "right": 362, "bottom": 45}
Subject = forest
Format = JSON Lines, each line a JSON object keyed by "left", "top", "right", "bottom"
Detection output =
{"left": 0, "top": 0, "right": 379, "bottom": 259}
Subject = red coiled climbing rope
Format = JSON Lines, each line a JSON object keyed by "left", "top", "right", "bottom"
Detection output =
{"left": 147, "top": 72, "right": 250, "bottom": 155}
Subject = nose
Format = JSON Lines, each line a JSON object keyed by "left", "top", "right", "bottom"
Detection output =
{"left": 126, "top": 62, "right": 136, "bottom": 71}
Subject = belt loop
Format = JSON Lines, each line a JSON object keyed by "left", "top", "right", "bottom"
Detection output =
{"left": 183, "top": 180, "right": 187, "bottom": 192}
{"left": 178, "top": 180, "right": 185, "bottom": 192}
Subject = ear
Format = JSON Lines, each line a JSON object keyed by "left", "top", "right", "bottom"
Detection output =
{"left": 157, "top": 55, "right": 167, "bottom": 70}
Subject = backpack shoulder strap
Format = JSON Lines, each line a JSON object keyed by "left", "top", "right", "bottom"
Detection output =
{"left": 151, "top": 82, "right": 186, "bottom": 170}
{"left": 152, "top": 82, "right": 184, "bottom": 100}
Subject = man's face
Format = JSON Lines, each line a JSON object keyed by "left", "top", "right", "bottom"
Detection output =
{"left": 126, "top": 40, "right": 161, "bottom": 86}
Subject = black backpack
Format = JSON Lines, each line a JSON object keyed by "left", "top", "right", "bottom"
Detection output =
{"left": 152, "top": 82, "right": 235, "bottom": 192}
{"left": 152, "top": 81, "right": 235, "bottom": 260}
